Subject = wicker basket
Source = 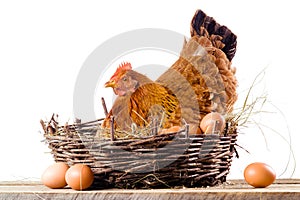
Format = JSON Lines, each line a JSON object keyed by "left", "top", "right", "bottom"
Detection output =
{"left": 41, "top": 116, "right": 238, "bottom": 189}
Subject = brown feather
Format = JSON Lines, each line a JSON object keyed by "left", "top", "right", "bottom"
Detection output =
{"left": 102, "top": 70, "right": 181, "bottom": 131}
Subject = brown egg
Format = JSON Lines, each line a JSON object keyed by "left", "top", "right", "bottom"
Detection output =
{"left": 65, "top": 164, "right": 94, "bottom": 190}
{"left": 41, "top": 162, "right": 69, "bottom": 189}
{"left": 189, "top": 124, "right": 202, "bottom": 134}
{"left": 159, "top": 126, "right": 181, "bottom": 134}
{"left": 244, "top": 162, "right": 276, "bottom": 188}
{"left": 200, "top": 112, "right": 225, "bottom": 134}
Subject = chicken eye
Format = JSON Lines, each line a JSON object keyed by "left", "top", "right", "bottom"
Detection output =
{"left": 122, "top": 77, "right": 127, "bottom": 81}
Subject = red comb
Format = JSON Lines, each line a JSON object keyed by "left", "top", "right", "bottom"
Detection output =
{"left": 110, "top": 62, "right": 132, "bottom": 79}
{"left": 118, "top": 62, "right": 132, "bottom": 71}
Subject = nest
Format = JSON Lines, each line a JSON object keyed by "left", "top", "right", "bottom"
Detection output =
{"left": 41, "top": 114, "right": 238, "bottom": 189}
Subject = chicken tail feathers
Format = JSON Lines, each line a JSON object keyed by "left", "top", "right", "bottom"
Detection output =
{"left": 190, "top": 9, "right": 237, "bottom": 61}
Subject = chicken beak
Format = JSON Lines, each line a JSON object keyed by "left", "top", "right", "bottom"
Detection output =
{"left": 104, "top": 80, "right": 116, "bottom": 88}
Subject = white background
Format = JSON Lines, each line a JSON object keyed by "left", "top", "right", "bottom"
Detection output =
{"left": 0, "top": 0, "right": 299, "bottom": 181}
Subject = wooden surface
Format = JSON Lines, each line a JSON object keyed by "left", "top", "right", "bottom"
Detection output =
{"left": 1, "top": 179, "right": 300, "bottom": 200}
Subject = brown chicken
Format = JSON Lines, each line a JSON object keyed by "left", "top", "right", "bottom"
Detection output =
{"left": 102, "top": 9, "right": 237, "bottom": 133}
{"left": 102, "top": 62, "right": 181, "bottom": 130}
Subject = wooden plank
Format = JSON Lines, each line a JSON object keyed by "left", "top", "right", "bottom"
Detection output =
{"left": 0, "top": 179, "right": 299, "bottom": 200}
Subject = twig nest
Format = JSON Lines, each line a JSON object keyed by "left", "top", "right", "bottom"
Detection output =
{"left": 200, "top": 112, "right": 225, "bottom": 134}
